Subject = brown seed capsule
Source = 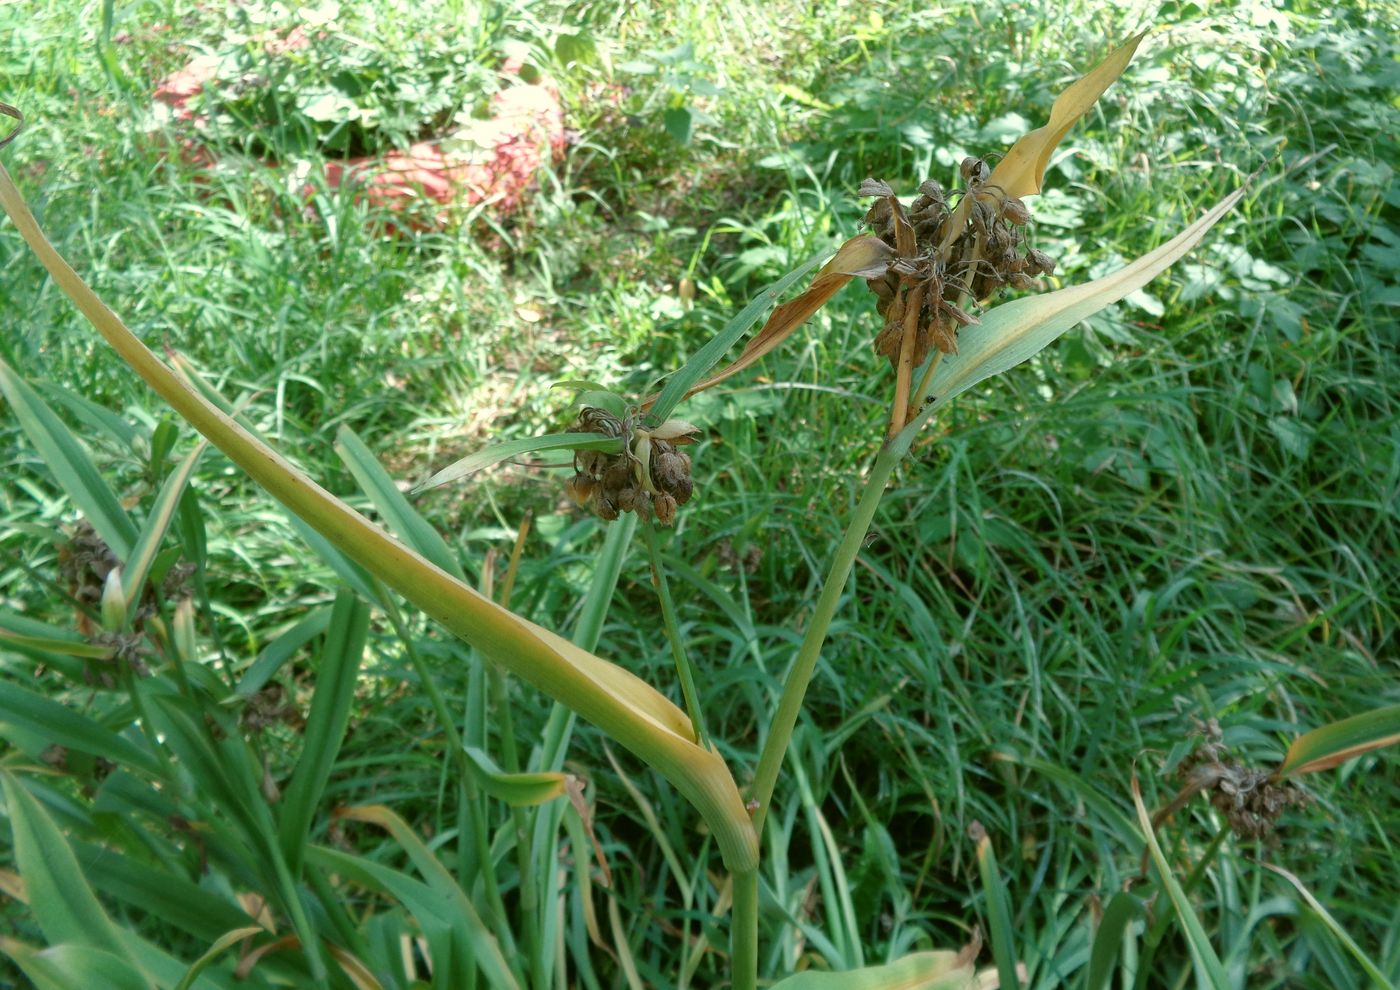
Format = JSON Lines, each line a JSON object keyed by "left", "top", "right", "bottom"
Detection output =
{"left": 595, "top": 495, "right": 619, "bottom": 521}
{"left": 1025, "top": 248, "right": 1056, "bottom": 276}
{"left": 653, "top": 492, "right": 678, "bottom": 526}
{"left": 670, "top": 475, "right": 693, "bottom": 506}
{"left": 603, "top": 461, "right": 632, "bottom": 491}
{"left": 960, "top": 157, "right": 990, "bottom": 186}
{"left": 565, "top": 474, "right": 598, "bottom": 505}
{"left": 1002, "top": 196, "right": 1031, "bottom": 225}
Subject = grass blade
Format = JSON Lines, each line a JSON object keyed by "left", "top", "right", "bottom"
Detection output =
{"left": 1086, "top": 892, "right": 1144, "bottom": 990}
{"left": 0, "top": 681, "right": 159, "bottom": 775}
{"left": 463, "top": 745, "right": 569, "bottom": 807}
{"left": 1130, "top": 773, "right": 1230, "bottom": 990}
{"left": 336, "top": 425, "right": 465, "bottom": 580}
{"left": 972, "top": 822, "right": 1021, "bottom": 989}
{"left": 0, "top": 938, "right": 149, "bottom": 990}
{"left": 0, "top": 359, "right": 137, "bottom": 558}
{"left": 1264, "top": 863, "right": 1397, "bottom": 990}
{"left": 644, "top": 250, "right": 831, "bottom": 423}
{"left": 121, "top": 440, "right": 207, "bottom": 623}
{"left": 278, "top": 590, "right": 370, "bottom": 873}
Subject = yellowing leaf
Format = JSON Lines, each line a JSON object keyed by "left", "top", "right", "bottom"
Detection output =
{"left": 987, "top": 32, "right": 1147, "bottom": 200}
{"left": 1276, "top": 704, "right": 1400, "bottom": 777}
{"left": 679, "top": 234, "right": 893, "bottom": 398}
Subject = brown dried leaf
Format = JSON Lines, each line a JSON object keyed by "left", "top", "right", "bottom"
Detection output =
{"left": 683, "top": 235, "right": 893, "bottom": 395}
{"left": 987, "top": 32, "right": 1146, "bottom": 200}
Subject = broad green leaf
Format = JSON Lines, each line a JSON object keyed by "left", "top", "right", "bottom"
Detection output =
{"left": 1264, "top": 863, "right": 1397, "bottom": 989}
{"left": 973, "top": 826, "right": 1019, "bottom": 990}
{"left": 278, "top": 591, "right": 369, "bottom": 872}
{"left": 336, "top": 425, "right": 465, "bottom": 580}
{"left": 1276, "top": 704, "right": 1400, "bottom": 777}
{"left": 0, "top": 682, "right": 159, "bottom": 775}
{"left": 1086, "top": 892, "right": 1144, "bottom": 990}
{"left": 411, "top": 432, "right": 621, "bottom": 494}
{"left": 0, "top": 938, "right": 150, "bottom": 990}
{"left": 916, "top": 186, "right": 1246, "bottom": 418}
{"left": 768, "top": 951, "right": 975, "bottom": 989}
{"left": 1130, "top": 774, "right": 1230, "bottom": 990}
{"left": 462, "top": 745, "right": 568, "bottom": 806}
{"left": 655, "top": 237, "right": 893, "bottom": 411}
{"left": 334, "top": 805, "right": 523, "bottom": 989}
{"left": 122, "top": 440, "right": 207, "bottom": 622}
{"left": 0, "top": 359, "right": 137, "bottom": 559}
{"left": 0, "top": 774, "right": 136, "bottom": 964}
{"left": 172, "top": 927, "right": 264, "bottom": 990}
{"left": 988, "top": 33, "right": 1147, "bottom": 200}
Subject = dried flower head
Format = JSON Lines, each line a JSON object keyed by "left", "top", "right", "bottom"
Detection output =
{"left": 567, "top": 407, "right": 697, "bottom": 526}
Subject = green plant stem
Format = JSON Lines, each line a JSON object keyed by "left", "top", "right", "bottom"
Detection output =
{"left": 749, "top": 436, "right": 908, "bottom": 836}
{"left": 732, "top": 868, "right": 760, "bottom": 990}
{"left": 642, "top": 519, "right": 709, "bottom": 746}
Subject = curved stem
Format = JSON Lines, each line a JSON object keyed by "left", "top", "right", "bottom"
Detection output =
{"left": 642, "top": 519, "right": 709, "bottom": 746}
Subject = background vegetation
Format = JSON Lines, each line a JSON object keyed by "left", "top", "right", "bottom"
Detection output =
{"left": 2, "top": 0, "right": 1397, "bottom": 987}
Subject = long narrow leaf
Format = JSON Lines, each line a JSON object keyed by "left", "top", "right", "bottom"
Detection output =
{"left": 336, "top": 425, "right": 465, "bottom": 580}
{"left": 0, "top": 682, "right": 158, "bottom": 775}
{"left": 0, "top": 774, "right": 137, "bottom": 964}
{"left": 1130, "top": 774, "right": 1230, "bottom": 990}
{"left": 335, "top": 804, "right": 523, "bottom": 990}
{"left": 463, "top": 745, "right": 569, "bottom": 807}
{"left": 1277, "top": 704, "right": 1400, "bottom": 777}
{"left": 121, "top": 440, "right": 207, "bottom": 621}
{"left": 973, "top": 824, "right": 1020, "bottom": 990}
{"left": 0, "top": 359, "right": 137, "bottom": 558}
{"left": 1264, "top": 863, "right": 1396, "bottom": 989}
{"left": 278, "top": 591, "right": 370, "bottom": 873}
{"left": 645, "top": 250, "right": 832, "bottom": 421}
{"left": 916, "top": 186, "right": 1246, "bottom": 417}
{"left": 767, "top": 950, "right": 976, "bottom": 989}
{"left": 0, "top": 939, "right": 150, "bottom": 990}
{"left": 411, "top": 432, "right": 620, "bottom": 495}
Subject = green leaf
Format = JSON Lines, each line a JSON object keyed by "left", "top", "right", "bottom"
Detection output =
{"left": 1086, "top": 892, "right": 1144, "bottom": 990}
{"left": 410, "top": 432, "right": 621, "bottom": 495}
{"left": 122, "top": 441, "right": 207, "bottom": 622}
{"left": 335, "top": 425, "right": 465, "bottom": 580}
{"left": 918, "top": 186, "right": 1247, "bottom": 415}
{"left": 0, "top": 682, "right": 159, "bottom": 775}
{"left": 768, "top": 951, "right": 975, "bottom": 989}
{"left": 0, "top": 774, "right": 136, "bottom": 964}
{"left": 0, "top": 359, "right": 137, "bottom": 559}
{"left": 0, "top": 938, "right": 150, "bottom": 990}
{"left": 1131, "top": 774, "right": 1230, "bottom": 990}
{"left": 663, "top": 106, "right": 693, "bottom": 143}
{"left": 172, "top": 926, "right": 264, "bottom": 990}
{"left": 334, "top": 805, "right": 523, "bottom": 989}
{"left": 235, "top": 606, "right": 333, "bottom": 697}
{"left": 279, "top": 591, "right": 370, "bottom": 872}
{"left": 462, "top": 745, "right": 568, "bottom": 807}
{"left": 1264, "top": 863, "right": 1397, "bottom": 989}
{"left": 1277, "top": 704, "right": 1400, "bottom": 777}
{"left": 973, "top": 825, "right": 1020, "bottom": 990}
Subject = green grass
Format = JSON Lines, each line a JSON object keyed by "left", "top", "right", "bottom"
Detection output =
{"left": 3, "top": 0, "right": 1399, "bottom": 987}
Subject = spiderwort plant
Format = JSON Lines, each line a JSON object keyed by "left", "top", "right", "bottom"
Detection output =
{"left": 0, "top": 29, "right": 1251, "bottom": 988}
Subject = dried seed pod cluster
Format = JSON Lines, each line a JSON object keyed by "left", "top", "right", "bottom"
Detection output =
{"left": 859, "top": 159, "right": 1057, "bottom": 370}
{"left": 566, "top": 407, "right": 697, "bottom": 526}
{"left": 1176, "top": 717, "right": 1308, "bottom": 842}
